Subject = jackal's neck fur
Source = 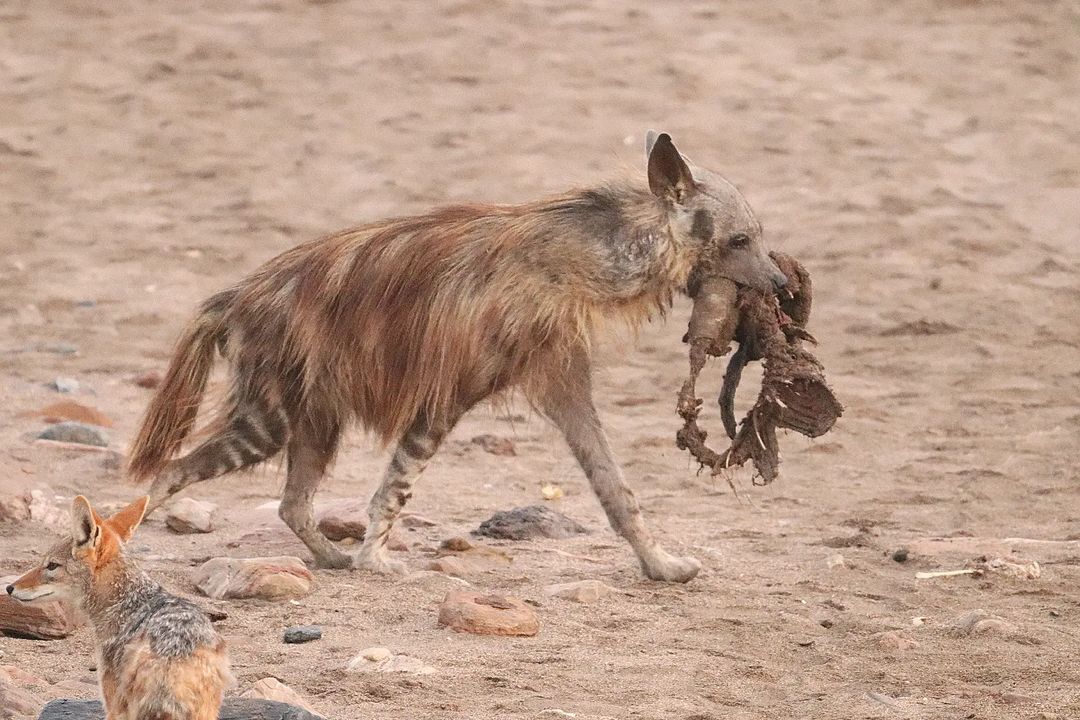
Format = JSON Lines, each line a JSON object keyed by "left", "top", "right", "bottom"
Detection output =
{"left": 78, "top": 552, "right": 158, "bottom": 642}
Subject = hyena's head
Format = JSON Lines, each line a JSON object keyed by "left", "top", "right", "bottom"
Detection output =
{"left": 645, "top": 131, "right": 787, "bottom": 293}
{"left": 6, "top": 495, "right": 148, "bottom": 605}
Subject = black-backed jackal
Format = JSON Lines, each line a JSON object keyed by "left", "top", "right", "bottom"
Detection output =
{"left": 127, "top": 132, "right": 786, "bottom": 583}
{"left": 7, "top": 496, "right": 231, "bottom": 719}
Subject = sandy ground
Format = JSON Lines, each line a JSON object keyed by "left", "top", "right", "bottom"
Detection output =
{"left": 2, "top": 1, "right": 1079, "bottom": 718}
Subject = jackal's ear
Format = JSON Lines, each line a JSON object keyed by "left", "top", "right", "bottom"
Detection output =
{"left": 108, "top": 496, "right": 149, "bottom": 542}
{"left": 70, "top": 496, "right": 102, "bottom": 550}
{"left": 646, "top": 132, "right": 696, "bottom": 203}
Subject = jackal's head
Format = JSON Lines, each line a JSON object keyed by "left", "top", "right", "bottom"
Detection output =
{"left": 645, "top": 131, "right": 787, "bottom": 294}
{"left": 6, "top": 495, "right": 148, "bottom": 604}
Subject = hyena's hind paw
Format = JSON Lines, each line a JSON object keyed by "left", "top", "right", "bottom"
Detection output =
{"left": 352, "top": 546, "right": 409, "bottom": 576}
{"left": 641, "top": 549, "right": 702, "bottom": 583}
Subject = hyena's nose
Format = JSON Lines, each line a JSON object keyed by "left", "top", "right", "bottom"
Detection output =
{"left": 5, "top": 584, "right": 13, "bottom": 595}
{"left": 771, "top": 272, "right": 788, "bottom": 292}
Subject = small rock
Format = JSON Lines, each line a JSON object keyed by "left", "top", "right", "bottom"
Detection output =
{"left": 437, "top": 590, "right": 539, "bottom": 636}
{"left": 471, "top": 434, "right": 516, "bottom": 456}
{"left": 38, "top": 698, "right": 325, "bottom": 719}
{"left": 193, "top": 557, "right": 313, "bottom": 601}
{"left": 165, "top": 498, "right": 217, "bottom": 534}
{"left": 25, "top": 400, "right": 113, "bottom": 428}
{"left": 0, "top": 669, "right": 40, "bottom": 716}
{"left": 440, "top": 536, "right": 473, "bottom": 552}
{"left": 891, "top": 547, "right": 909, "bottom": 563}
{"left": 475, "top": 505, "right": 588, "bottom": 541}
{"left": 540, "top": 483, "right": 564, "bottom": 500}
{"left": 133, "top": 370, "right": 162, "bottom": 389}
{"left": 949, "top": 609, "right": 1015, "bottom": 637}
{"left": 825, "top": 553, "right": 847, "bottom": 569}
{"left": 0, "top": 576, "right": 78, "bottom": 639}
{"left": 35, "top": 342, "right": 78, "bottom": 356}
{"left": 50, "top": 377, "right": 79, "bottom": 394}
{"left": 387, "top": 536, "right": 409, "bottom": 552}
{"left": 316, "top": 500, "right": 366, "bottom": 541}
{"left": 400, "top": 513, "right": 438, "bottom": 528}
{"left": 980, "top": 557, "right": 1041, "bottom": 580}
{"left": 0, "top": 492, "right": 31, "bottom": 523}
{"left": 346, "top": 649, "right": 436, "bottom": 675}
{"left": 873, "top": 630, "right": 920, "bottom": 651}
{"left": 426, "top": 557, "right": 474, "bottom": 578}
{"left": 543, "top": 580, "right": 614, "bottom": 603}
{"left": 359, "top": 647, "right": 392, "bottom": 662}
{"left": 283, "top": 626, "right": 322, "bottom": 644}
{"left": 241, "top": 677, "right": 319, "bottom": 714}
{"left": 35, "top": 422, "right": 108, "bottom": 447}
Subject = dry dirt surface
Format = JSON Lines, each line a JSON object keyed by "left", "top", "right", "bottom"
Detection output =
{"left": 2, "top": 2, "right": 1079, "bottom": 719}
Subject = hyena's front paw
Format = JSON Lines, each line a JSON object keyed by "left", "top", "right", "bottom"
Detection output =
{"left": 353, "top": 547, "right": 408, "bottom": 576}
{"left": 641, "top": 549, "right": 702, "bottom": 583}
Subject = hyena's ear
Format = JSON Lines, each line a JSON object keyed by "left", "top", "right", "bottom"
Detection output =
{"left": 646, "top": 131, "right": 697, "bottom": 203}
{"left": 107, "top": 496, "right": 149, "bottom": 542}
{"left": 70, "top": 496, "right": 103, "bottom": 550}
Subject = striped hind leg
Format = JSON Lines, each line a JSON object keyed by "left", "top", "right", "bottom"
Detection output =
{"left": 355, "top": 414, "right": 456, "bottom": 574}
{"left": 146, "top": 401, "right": 288, "bottom": 514}
{"left": 278, "top": 419, "right": 350, "bottom": 569}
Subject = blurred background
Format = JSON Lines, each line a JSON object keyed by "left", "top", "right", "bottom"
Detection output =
{"left": 1, "top": 2, "right": 1078, "bottom": 719}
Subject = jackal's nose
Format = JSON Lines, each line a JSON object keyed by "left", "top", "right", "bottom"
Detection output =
{"left": 771, "top": 272, "right": 788, "bottom": 292}
{"left": 4, "top": 584, "right": 13, "bottom": 596}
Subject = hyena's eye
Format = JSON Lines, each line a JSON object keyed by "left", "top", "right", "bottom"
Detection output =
{"left": 45, "top": 561, "right": 61, "bottom": 571}
{"left": 729, "top": 233, "right": 750, "bottom": 249}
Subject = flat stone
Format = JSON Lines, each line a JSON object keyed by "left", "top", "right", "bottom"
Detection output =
{"left": 35, "top": 422, "right": 108, "bottom": 447}
{"left": 132, "top": 371, "right": 162, "bottom": 389}
{"left": 316, "top": 500, "right": 366, "bottom": 541}
{"left": 873, "top": 630, "right": 920, "bottom": 651}
{"left": 283, "top": 626, "right": 322, "bottom": 644}
{"left": 0, "top": 669, "right": 42, "bottom": 716}
{"left": 0, "top": 576, "right": 78, "bottom": 640}
{"left": 437, "top": 590, "right": 539, "bottom": 636}
{"left": 24, "top": 401, "right": 112, "bottom": 428}
{"left": 193, "top": 557, "right": 313, "bottom": 601}
{"left": 949, "top": 610, "right": 1015, "bottom": 637}
{"left": 475, "top": 505, "right": 587, "bottom": 541}
{"left": 37, "top": 698, "right": 324, "bottom": 719}
{"left": 240, "top": 678, "right": 318, "bottom": 715}
{"left": 49, "top": 377, "right": 79, "bottom": 394}
{"left": 165, "top": 498, "right": 218, "bottom": 534}
{"left": 543, "top": 580, "right": 615, "bottom": 603}
{"left": 471, "top": 434, "right": 516, "bottom": 456}
{"left": 0, "top": 492, "right": 31, "bottom": 523}
{"left": 346, "top": 649, "right": 436, "bottom": 675}
{"left": 399, "top": 513, "right": 438, "bottom": 528}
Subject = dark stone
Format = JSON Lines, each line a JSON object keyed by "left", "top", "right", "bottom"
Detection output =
{"left": 474, "top": 505, "right": 588, "bottom": 541}
{"left": 39, "top": 698, "right": 324, "bottom": 720}
{"left": 36, "top": 422, "right": 108, "bottom": 447}
{"left": 283, "top": 625, "right": 322, "bottom": 644}
{"left": 892, "top": 547, "right": 909, "bottom": 563}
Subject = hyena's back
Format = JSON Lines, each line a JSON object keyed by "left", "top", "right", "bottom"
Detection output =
{"left": 127, "top": 195, "right": 641, "bottom": 481}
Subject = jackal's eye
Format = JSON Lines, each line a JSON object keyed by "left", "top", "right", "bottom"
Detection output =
{"left": 728, "top": 233, "right": 750, "bottom": 249}
{"left": 45, "top": 561, "right": 61, "bottom": 571}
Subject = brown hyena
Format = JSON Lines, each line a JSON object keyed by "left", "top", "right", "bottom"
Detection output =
{"left": 127, "top": 132, "right": 786, "bottom": 583}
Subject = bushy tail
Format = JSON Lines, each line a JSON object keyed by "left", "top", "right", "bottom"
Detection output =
{"left": 127, "top": 291, "right": 235, "bottom": 482}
